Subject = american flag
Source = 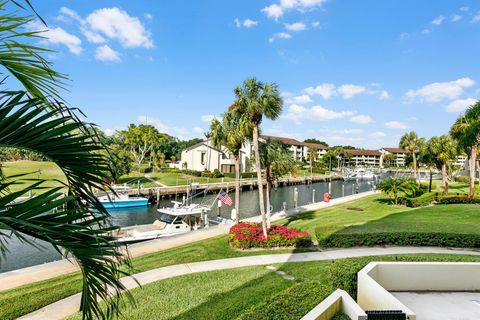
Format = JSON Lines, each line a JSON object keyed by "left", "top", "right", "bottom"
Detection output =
{"left": 218, "top": 190, "right": 233, "bottom": 206}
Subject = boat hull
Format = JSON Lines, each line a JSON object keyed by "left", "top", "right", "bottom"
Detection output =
{"left": 101, "top": 199, "right": 148, "bottom": 209}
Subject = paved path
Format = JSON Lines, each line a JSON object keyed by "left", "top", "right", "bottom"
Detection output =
{"left": 0, "top": 191, "right": 376, "bottom": 292}
{"left": 20, "top": 246, "right": 480, "bottom": 320}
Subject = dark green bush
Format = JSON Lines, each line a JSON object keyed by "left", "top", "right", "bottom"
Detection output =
{"left": 212, "top": 169, "right": 223, "bottom": 178}
{"left": 406, "top": 192, "right": 438, "bottom": 207}
{"left": 437, "top": 195, "right": 480, "bottom": 205}
{"left": 332, "top": 313, "right": 351, "bottom": 320}
{"left": 201, "top": 170, "right": 213, "bottom": 178}
{"left": 319, "top": 231, "right": 480, "bottom": 249}
{"left": 184, "top": 169, "right": 202, "bottom": 177}
{"left": 138, "top": 165, "right": 152, "bottom": 173}
{"left": 223, "top": 172, "right": 257, "bottom": 179}
{"left": 237, "top": 281, "right": 333, "bottom": 320}
{"left": 454, "top": 175, "right": 471, "bottom": 183}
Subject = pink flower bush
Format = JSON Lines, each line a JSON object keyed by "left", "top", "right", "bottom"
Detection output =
{"left": 229, "top": 222, "right": 312, "bottom": 249}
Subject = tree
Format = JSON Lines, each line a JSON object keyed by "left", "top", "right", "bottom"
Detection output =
{"left": 232, "top": 77, "right": 283, "bottom": 237}
{"left": 304, "top": 138, "right": 329, "bottom": 147}
{"left": 378, "top": 177, "right": 417, "bottom": 205}
{"left": 0, "top": 3, "right": 130, "bottom": 318}
{"left": 306, "top": 147, "right": 318, "bottom": 176}
{"left": 399, "top": 131, "right": 425, "bottom": 181}
{"left": 209, "top": 110, "right": 251, "bottom": 224}
{"left": 118, "top": 124, "right": 163, "bottom": 168}
{"left": 260, "top": 141, "right": 295, "bottom": 227}
{"left": 383, "top": 154, "right": 397, "bottom": 167}
{"left": 450, "top": 100, "right": 480, "bottom": 197}
{"left": 424, "top": 135, "right": 458, "bottom": 195}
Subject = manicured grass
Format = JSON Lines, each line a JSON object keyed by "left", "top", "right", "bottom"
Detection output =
{"left": 66, "top": 253, "right": 480, "bottom": 320}
{"left": 0, "top": 235, "right": 311, "bottom": 320}
{"left": 282, "top": 194, "right": 413, "bottom": 241}
{"left": 118, "top": 171, "right": 239, "bottom": 187}
{"left": 0, "top": 161, "right": 66, "bottom": 194}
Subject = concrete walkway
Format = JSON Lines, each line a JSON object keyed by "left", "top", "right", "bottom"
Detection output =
{"left": 0, "top": 190, "right": 376, "bottom": 291}
{"left": 20, "top": 246, "right": 480, "bottom": 320}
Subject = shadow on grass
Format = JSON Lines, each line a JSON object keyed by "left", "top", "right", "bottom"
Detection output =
{"left": 283, "top": 211, "right": 316, "bottom": 227}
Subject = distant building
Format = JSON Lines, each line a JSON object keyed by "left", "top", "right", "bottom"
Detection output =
{"left": 380, "top": 148, "right": 410, "bottom": 167}
{"left": 344, "top": 149, "right": 383, "bottom": 167}
{"left": 260, "top": 135, "right": 328, "bottom": 162}
{"left": 180, "top": 139, "right": 252, "bottom": 173}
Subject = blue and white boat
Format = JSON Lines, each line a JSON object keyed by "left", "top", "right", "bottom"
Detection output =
{"left": 98, "top": 186, "right": 148, "bottom": 209}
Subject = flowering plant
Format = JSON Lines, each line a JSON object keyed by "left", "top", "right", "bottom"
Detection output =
{"left": 229, "top": 222, "right": 312, "bottom": 249}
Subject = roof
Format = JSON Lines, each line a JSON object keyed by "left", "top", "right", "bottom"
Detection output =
{"left": 260, "top": 135, "right": 329, "bottom": 149}
{"left": 260, "top": 135, "right": 305, "bottom": 146}
{"left": 182, "top": 140, "right": 223, "bottom": 153}
{"left": 303, "top": 142, "right": 329, "bottom": 150}
{"left": 346, "top": 149, "right": 382, "bottom": 156}
{"left": 383, "top": 147, "right": 409, "bottom": 153}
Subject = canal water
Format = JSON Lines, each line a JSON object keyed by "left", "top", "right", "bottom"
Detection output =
{"left": 1, "top": 178, "right": 377, "bottom": 272}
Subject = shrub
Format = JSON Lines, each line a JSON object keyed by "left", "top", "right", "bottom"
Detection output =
{"left": 319, "top": 231, "right": 480, "bottom": 249}
{"left": 138, "top": 165, "right": 152, "bottom": 173}
{"left": 437, "top": 195, "right": 480, "bottom": 205}
{"left": 378, "top": 177, "right": 418, "bottom": 205}
{"left": 201, "top": 170, "right": 213, "bottom": 178}
{"left": 184, "top": 169, "right": 202, "bottom": 177}
{"left": 212, "top": 169, "right": 223, "bottom": 178}
{"left": 332, "top": 314, "right": 351, "bottom": 320}
{"left": 229, "top": 222, "right": 312, "bottom": 249}
{"left": 406, "top": 192, "right": 438, "bottom": 207}
{"left": 238, "top": 281, "right": 333, "bottom": 320}
{"left": 454, "top": 175, "right": 471, "bottom": 183}
{"left": 223, "top": 172, "right": 257, "bottom": 179}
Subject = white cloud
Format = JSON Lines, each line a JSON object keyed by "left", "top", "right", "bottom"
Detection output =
{"left": 201, "top": 115, "right": 216, "bottom": 123}
{"left": 58, "top": 6, "right": 84, "bottom": 24}
{"left": 350, "top": 115, "right": 374, "bottom": 124}
{"left": 37, "top": 25, "right": 83, "bottom": 55}
{"left": 460, "top": 7, "right": 469, "bottom": 12}
{"left": 452, "top": 14, "right": 462, "bottom": 22}
{"left": 82, "top": 29, "right": 106, "bottom": 43}
{"left": 283, "top": 104, "right": 355, "bottom": 123}
{"left": 431, "top": 15, "right": 445, "bottom": 25}
{"left": 138, "top": 115, "right": 193, "bottom": 140}
{"left": 104, "top": 128, "right": 116, "bottom": 136}
{"left": 405, "top": 77, "right": 475, "bottom": 103}
{"left": 421, "top": 28, "right": 433, "bottom": 35}
{"left": 144, "top": 13, "right": 153, "bottom": 20}
{"left": 285, "top": 94, "right": 312, "bottom": 104}
{"left": 385, "top": 121, "right": 408, "bottom": 129}
{"left": 303, "top": 83, "right": 336, "bottom": 99}
{"left": 338, "top": 84, "right": 366, "bottom": 99}
{"left": 444, "top": 98, "right": 477, "bottom": 112}
{"left": 86, "top": 7, "right": 153, "bottom": 48}
{"left": 269, "top": 32, "right": 292, "bottom": 43}
{"left": 473, "top": 13, "right": 480, "bottom": 23}
{"left": 193, "top": 127, "right": 204, "bottom": 134}
{"left": 262, "top": 0, "right": 327, "bottom": 20}
{"left": 95, "top": 45, "right": 121, "bottom": 62}
{"left": 312, "top": 21, "right": 320, "bottom": 28}
{"left": 369, "top": 131, "right": 386, "bottom": 138}
{"left": 378, "top": 90, "right": 390, "bottom": 100}
{"left": 284, "top": 22, "right": 307, "bottom": 31}
{"left": 234, "top": 18, "right": 258, "bottom": 28}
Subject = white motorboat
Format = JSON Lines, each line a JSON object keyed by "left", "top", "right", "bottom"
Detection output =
{"left": 344, "top": 168, "right": 376, "bottom": 180}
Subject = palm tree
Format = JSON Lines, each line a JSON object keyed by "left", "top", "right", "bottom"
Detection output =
{"left": 306, "top": 147, "right": 318, "bottom": 176}
{"left": 232, "top": 77, "right": 283, "bottom": 237}
{"left": 399, "top": 131, "right": 425, "bottom": 181}
{"left": 450, "top": 100, "right": 480, "bottom": 197}
{"left": 209, "top": 110, "right": 251, "bottom": 224}
{"left": 425, "top": 135, "right": 458, "bottom": 195}
{"left": 0, "top": 3, "right": 130, "bottom": 319}
{"left": 260, "top": 141, "right": 295, "bottom": 228}
{"left": 378, "top": 177, "right": 417, "bottom": 205}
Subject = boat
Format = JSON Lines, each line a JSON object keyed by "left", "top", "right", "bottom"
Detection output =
{"left": 110, "top": 201, "right": 229, "bottom": 243}
{"left": 98, "top": 185, "right": 149, "bottom": 209}
{"left": 343, "top": 168, "right": 376, "bottom": 180}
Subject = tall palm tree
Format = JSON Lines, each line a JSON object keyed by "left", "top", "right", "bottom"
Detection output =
{"left": 451, "top": 100, "right": 480, "bottom": 197}
{"left": 399, "top": 131, "right": 425, "bottom": 181}
{"left": 306, "top": 147, "right": 318, "bottom": 176}
{"left": 209, "top": 110, "right": 251, "bottom": 224}
{"left": 232, "top": 77, "right": 283, "bottom": 236}
{"left": 0, "top": 3, "right": 130, "bottom": 319}
{"left": 425, "top": 135, "right": 458, "bottom": 195}
{"left": 260, "top": 141, "right": 295, "bottom": 228}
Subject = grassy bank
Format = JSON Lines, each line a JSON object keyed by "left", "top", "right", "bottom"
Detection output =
{"left": 66, "top": 253, "right": 480, "bottom": 320}
{"left": 0, "top": 236, "right": 310, "bottom": 320}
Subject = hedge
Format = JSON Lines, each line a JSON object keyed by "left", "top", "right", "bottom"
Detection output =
{"left": 319, "top": 231, "right": 480, "bottom": 249}
{"left": 332, "top": 313, "right": 351, "bottom": 320}
{"left": 223, "top": 172, "right": 258, "bottom": 179}
{"left": 237, "top": 281, "right": 333, "bottom": 320}
{"left": 437, "top": 195, "right": 480, "bottom": 205}
{"left": 454, "top": 175, "right": 471, "bottom": 183}
{"left": 406, "top": 192, "right": 438, "bottom": 207}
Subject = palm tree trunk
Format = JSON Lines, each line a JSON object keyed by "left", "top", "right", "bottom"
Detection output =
{"left": 441, "top": 162, "right": 448, "bottom": 196}
{"left": 266, "top": 165, "right": 272, "bottom": 229}
{"left": 412, "top": 152, "right": 418, "bottom": 181}
{"left": 252, "top": 125, "right": 267, "bottom": 237}
{"left": 234, "top": 154, "right": 241, "bottom": 224}
{"left": 469, "top": 146, "right": 477, "bottom": 197}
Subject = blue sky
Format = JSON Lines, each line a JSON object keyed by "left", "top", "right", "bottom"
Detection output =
{"left": 27, "top": 1, "right": 480, "bottom": 148}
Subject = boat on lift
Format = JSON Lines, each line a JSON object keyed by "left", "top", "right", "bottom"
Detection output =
{"left": 343, "top": 167, "right": 376, "bottom": 180}
{"left": 98, "top": 185, "right": 149, "bottom": 209}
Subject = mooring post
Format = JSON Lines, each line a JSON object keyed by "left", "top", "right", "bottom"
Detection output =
{"left": 217, "top": 199, "right": 222, "bottom": 217}
{"left": 312, "top": 188, "right": 316, "bottom": 204}
{"left": 156, "top": 188, "right": 160, "bottom": 207}
{"left": 342, "top": 184, "right": 345, "bottom": 197}
{"left": 294, "top": 187, "right": 298, "bottom": 208}
{"left": 328, "top": 181, "right": 332, "bottom": 194}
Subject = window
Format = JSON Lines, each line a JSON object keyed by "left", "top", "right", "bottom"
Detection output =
{"left": 201, "top": 151, "right": 206, "bottom": 165}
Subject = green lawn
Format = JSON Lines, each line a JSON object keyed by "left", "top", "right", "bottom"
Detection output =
{"left": 65, "top": 253, "right": 480, "bottom": 320}
{"left": 118, "top": 171, "right": 240, "bottom": 187}
{"left": 0, "top": 235, "right": 311, "bottom": 320}
{"left": 0, "top": 161, "right": 66, "bottom": 194}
